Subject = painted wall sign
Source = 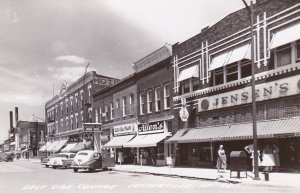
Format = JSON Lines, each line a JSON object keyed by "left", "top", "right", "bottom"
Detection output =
{"left": 133, "top": 45, "right": 172, "bottom": 73}
{"left": 138, "top": 121, "right": 164, "bottom": 134}
{"left": 114, "top": 123, "right": 137, "bottom": 136}
{"left": 198, "top": 75, "right": 300, "bottom": 112}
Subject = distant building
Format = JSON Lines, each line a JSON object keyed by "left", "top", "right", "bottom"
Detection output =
{"left": 44, "top": 71, "right": 119, "bottom": 154}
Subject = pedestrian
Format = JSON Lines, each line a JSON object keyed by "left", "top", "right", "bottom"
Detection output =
{"left": 118, "top": 151, "right": 124, "bottom": 166}
{"left": 273, "top": 144, "right": 280, "bottom": 172}
{"left": 244, "top": 144, "right": 261, "bottom": 172}
{"left": 216, "top": 145, "right": 226, "bottom": 172}
{"left": 261, "top": 144, "right": 275, "bottom": 172}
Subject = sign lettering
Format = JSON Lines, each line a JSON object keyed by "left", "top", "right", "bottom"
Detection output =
{"left": 114, "top": 123, "right": 137, "bottom": 136}
{"left": 138, "top": 121, "right": 164, "bottom": 134}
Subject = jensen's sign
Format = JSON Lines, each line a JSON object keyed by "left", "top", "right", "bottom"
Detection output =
{"left": 138, "top": 121, "right": 164, "bottom": 134}
{"left": 198, "top": 75, "right": 300, "bottom": 112}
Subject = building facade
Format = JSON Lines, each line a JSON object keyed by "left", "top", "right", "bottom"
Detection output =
{"left": 44, "top": 71, "right": 119, "bottom": 154}
{"left": 168, "top": 0, "right": 300, "bottom": 170}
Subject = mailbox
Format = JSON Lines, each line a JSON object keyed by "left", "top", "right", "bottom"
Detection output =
{"left": 229, "top": 151, "right": 248, "bottom": 178}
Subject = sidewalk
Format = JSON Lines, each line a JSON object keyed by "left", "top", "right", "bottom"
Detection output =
{"left": 113, "top": 164, "right": 300, "bottom": 188}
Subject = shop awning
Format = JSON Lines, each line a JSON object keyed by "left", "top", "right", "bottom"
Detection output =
{"left": 165, "top": 129, "right": 189, "bottom": 143}
{"left": 209, "top": 44, "right": 251, "bottom": 71}
{"left": 45, "top": 141, "right": 60, "bottom": 152}
{"left": 103, "top": 135, "right": 135, "bottom": 148}
{"left": 177, "top": 65, "right": 199, "bottom": 82}
{"left": 51, "top": 140, "right": 68, "bottom": 152}
{"left": 221, "top": 117, "right": 300, "bottom": 140}
{"left": 176, "top": 126, "right": 229, "bottom": 143}
{"left": 61, "top": 143, "right": 78, "bottom": 153}
{"left": 269, "top": 22, "right": 300, "bottom": 50}
{"left": 124, "top": 132, "right": 171, "bottom": 148}
{"left": 39, "top": 142, "right": 51, "bottom": 152}
{"left": 70, "top": 141, "right": 92, "bottom": 153}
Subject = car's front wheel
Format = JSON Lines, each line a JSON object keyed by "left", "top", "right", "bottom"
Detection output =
{"left": 53, "top": 166, "right": 57, "bottom": 169}
{"left": 45, "top": 165, "right": 49, "bottom": 168}
{"left": 73, "top": 168, "right": 78, "bottom": 172}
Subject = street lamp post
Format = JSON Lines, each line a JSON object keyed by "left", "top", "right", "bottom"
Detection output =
{"left": 242, "top": 0, "right": 259, "bottom": 180}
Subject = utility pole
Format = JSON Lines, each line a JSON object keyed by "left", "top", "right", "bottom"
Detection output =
{"left": 242, "top": 0, "right": 259, "bottom": 180}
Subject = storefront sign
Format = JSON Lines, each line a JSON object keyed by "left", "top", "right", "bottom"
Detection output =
{"left": 198, "top": 75, "right": 300, "bottom": 112}
{"left": 114, "top": 123, "right": 137, "bottom": 136}
{"left": 179, "top": 106, "right": 189, "bottom": 122}
{"left": 138, "top": 121, "right": 164, "bottom": 134}
{"left": 83, "top": 123, "right": 102, "bottom": 132}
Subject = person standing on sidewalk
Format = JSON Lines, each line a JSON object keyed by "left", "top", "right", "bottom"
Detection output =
{"left": 216, "top": 145, "right": 226, "bottom": 172}
{"left": 261, "top": 144, "right": 275, "bottom": 172}
{"left": 118, "top": 151, "right": 124, "bottom": 166}
{"left": 244, "top": 144, "right": 261, "bottom": 172}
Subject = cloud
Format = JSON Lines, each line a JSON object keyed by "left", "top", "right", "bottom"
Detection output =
{"left": 54, "top": 55, "right": 88, "bottom": 64}
{"left": 52, "top": 66, "right": 96, "bottom": 83}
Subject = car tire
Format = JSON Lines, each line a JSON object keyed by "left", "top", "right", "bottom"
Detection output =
{"left": 73, "top": 168, "right": 78, "bottom": 172}
{"left": 53, "top": 166, "right": 57, "bottom": 169}
{"left": 45, "top": 165, "right": 49, "bottom": 168}
{"left": 89, "top": 167, "right": 95, "bottom": 173}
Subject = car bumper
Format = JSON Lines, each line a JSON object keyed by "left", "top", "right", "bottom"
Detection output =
{"left": 70, "top": 165, "right": 90, "bottom": 169}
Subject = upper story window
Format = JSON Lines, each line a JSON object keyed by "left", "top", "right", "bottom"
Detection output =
{"left": 154, "top": 87, "right": 161, "bottom": 112}
{"left": 116, "top": 99, "right": 120, "bottom": 118}
{"left": 178, "top": 64, "right": 199, "bottom": 94}
{"left": 269, "top": 23, "right": 300, "bottom": 68}
{"left": 110, "top": 103, "right": 114, "bottom": 120}
{"left": 60, "top": 103, "right": 64, "bottom": 116}
{"left": 104, "top": 105, "right": 108, "bottom": 121}
{"left": 129, "top": 94, "right": 134, "bottom": 115}
{"left": 139, "top": 93, "right": 145, "bottom": 115}
{"left": 65, "top": 100, "right": 69, "bottom": 114}
{"left": 99, "top": 107, "right": 102, "bottom": 122}
{"left": 296, "top": 40, "right": 300, "bottom": 62}
{"left": 70, "top": 97, "right": 73, "bottom": 112}
{"left": 164, "top": 84, "right": 170, "bottom": 109}
{"left": 122, "top": 97, "right": 127, "bottom": 117}
{"left": 95, "top": 108, "right": 99, "bottom": 123}
{"left": 210, "top": 44, "right": 251, "bottom": 86}
{"left": 147, "top": 90, "right": 153, "bottom": 114}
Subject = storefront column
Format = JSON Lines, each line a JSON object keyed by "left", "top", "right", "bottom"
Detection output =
{"left": 172, "top": 142, "right": 177, "bottom": 167}
{"left": 210, "top": 141, "right": 214, "bottom": 162}
{"left": 136, "top": 147, "right": 140, "bottom": 164}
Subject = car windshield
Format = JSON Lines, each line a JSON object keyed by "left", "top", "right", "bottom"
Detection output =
{"left": 77, "top": 152, "right": 88, "bottom": 156}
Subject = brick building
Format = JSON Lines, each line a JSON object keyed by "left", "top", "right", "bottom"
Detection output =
{"left": 93, "top": 74, "right": 138, "bottom": 163}
{"left": 167, "top": 0, "right": 300, "bottom": 170}
{"left": 43, "top": 71, "right": 119, "bottom": 154}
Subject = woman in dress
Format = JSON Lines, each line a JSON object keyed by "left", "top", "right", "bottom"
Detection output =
{"left": 273, "top": 144, "right": 280, "bottom": 171}
{"left": 261, "top": 144, "right": 275, "bottom": 172}
{"left": 216, "top": 145, "right": 226, "bottom": 172}
{"left": 118, "top": 151, "right": 124, "bottom": 166}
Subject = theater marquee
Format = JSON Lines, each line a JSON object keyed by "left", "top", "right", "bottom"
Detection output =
{"left": 198, "top": 75, "right": 300, "bottom": 112}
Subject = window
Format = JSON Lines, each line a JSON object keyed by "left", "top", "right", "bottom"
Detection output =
{"left": 129, "top": 94, "right": 134, "bottom": 115}
{"left": 122, "top": 97, "right": 127, "bottom": 116}
{"left": 116, "top": 99, "right": 120, "bottom": 118}
{"left": 95, "top": 109, "right": 99, "bottom": 123}
{"left": 99, "top": 107, "right": 102, "bottom": 122}
{"left": 66, "top": 100, "right": 69, "bottom": 114}
{"left": 214, "top": 68, "right": 224, "bottom": 86}
{"left": 276, "top": 44, "right": 291, "bottom": 67}
{"left": 182, "top": 80, "right": 190, "bottom": 94}
{"left": 61, "top": 119, "right": 64, "bottom": 129}
{"left": 70, "top": 97, "right": 73, "bottom": 112}
{"left": 75, "top": 94, "right": 79, "bottom": 109}
{"left": 104, "top": 105, "right": 108, "bottom": 121}
{"left": 110, "top": 103, "right": 114, "bottom": 120}
{"left": 139, "top": 93, "right": 145, "bottom": 115}
{"left": 154, "top": 87, "right": 161, "bottom": 112}
{"left": 226, "top": 63, "right": 239, "bottom": 82}
{"left": 296, "top": 41, "right": 300, "bottom": 62}
{"left": 241, "top": 61, "right": 252, "bottom": 78}
{"left": 75, "top": 115, "right": 78, "bottom": 129}
{"left": 80, "top": 91, "right": 84, "bottom": 108}
{"left": 147, "top": 90, "right": 153, "bottom": 113}
{"left": 66, "top": 118, "right": 69, "bottom": 128}
{"left": 164, "top": 84, "right": 170, "bottom": 109}
{"left": 192, "top": 78, "right": 200, "bottom": 91}
{"left": 70, "top": 117, "right": 73, "bottom": 130}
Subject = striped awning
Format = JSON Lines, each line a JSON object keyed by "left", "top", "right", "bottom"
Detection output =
{"left": 165, "top": 129, "right": 189, "bottom": 143}
{"left": 221, "top": 117, "right": 300, "bottom": 140}
{"left": 45, "top": 141, "right": 60, "bottom": 152}
{"left": 61, "top": 143, "right": 78, "bottom": 153}
{"left": 124, "top": 132, "right": 171, "bottom": 148}
{"left": 70, "top": 141, "right": 92, "bottom": 153}
{"left": 103, "top": 135, "right": 135, "bottom": 148}
{"left": 39, "top": 141, "right": 51, "bottom": 152}
{"left": 174, "top": 126, "right": 229, "bottom": 143}
{"left": 51, "top": 140, "right": 68, "bottom": 152}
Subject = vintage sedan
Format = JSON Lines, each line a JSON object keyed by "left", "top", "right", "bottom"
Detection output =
{"left": 70, "top": 150, "right": 115, "bottom": 173}
{"left": 48, "top": 153, "right": 76, "bottom": 169}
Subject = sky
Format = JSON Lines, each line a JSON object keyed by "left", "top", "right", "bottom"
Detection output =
{"left": 0, "top": 0, "right": 246, "bottom": 142}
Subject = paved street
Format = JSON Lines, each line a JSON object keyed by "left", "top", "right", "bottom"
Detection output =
{"left": 0, "top": 160, "right": 298, "bottom": 193}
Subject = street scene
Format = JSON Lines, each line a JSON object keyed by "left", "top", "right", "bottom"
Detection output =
{"left": 1, "top": 0, "right": 300, "bottom": 193}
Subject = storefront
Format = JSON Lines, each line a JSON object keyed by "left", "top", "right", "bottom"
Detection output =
{"left": 123, "top": 120, "right": 171, "bottom": 166}
{"left": 103, "top": 122, "right": 137, "bottom": 164}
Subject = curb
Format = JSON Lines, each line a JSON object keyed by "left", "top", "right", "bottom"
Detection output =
{"left": 112, "top": 168, "right": 240, "bottom": 184}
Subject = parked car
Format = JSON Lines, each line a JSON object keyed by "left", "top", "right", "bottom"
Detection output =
{"left": 70, "top": 150, "right": 115, "bottom": 173}
{"left": 0, "top": 152, "right": 14, "bottom": 162}
{"left": 41, "top": 154, "right": 57, "bottom": 168}
{"left": 48, "top": 153, "right": 76, "bottom": 169}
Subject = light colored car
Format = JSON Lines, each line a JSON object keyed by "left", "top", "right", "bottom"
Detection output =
{"left": 48, "top": 153, "right": 76, "bottom": 169}
{"left": 71, "top": 150, "right": 115, "bottom": 173}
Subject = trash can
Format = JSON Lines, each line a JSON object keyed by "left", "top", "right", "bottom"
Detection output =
{"left": 229, "top": 151, "right": 248, "bottom": 178}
